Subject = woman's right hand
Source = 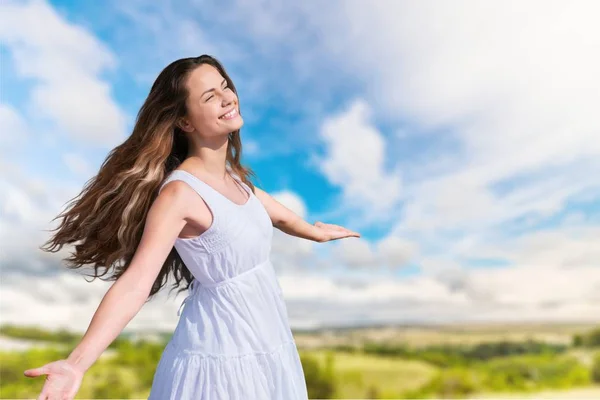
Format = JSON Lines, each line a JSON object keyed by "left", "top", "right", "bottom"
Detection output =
{"left": 24, "top": 359, "right": 84, "bottom": 400}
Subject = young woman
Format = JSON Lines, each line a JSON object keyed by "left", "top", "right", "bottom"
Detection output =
{"left": 23, "top": 55, "right": 360, "bottom": 400}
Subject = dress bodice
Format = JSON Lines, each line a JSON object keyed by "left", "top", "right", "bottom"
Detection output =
{"left": 158, "top": 169, "right": 274, "bottom": 287}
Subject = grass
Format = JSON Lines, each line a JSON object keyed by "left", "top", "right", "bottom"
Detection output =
{"left": 305, "top": 349, "right": 438, "bottom": 399}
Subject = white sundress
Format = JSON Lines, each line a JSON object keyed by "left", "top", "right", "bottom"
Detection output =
{"left": 148, "top": 169, "right": 308, "bottom": 400}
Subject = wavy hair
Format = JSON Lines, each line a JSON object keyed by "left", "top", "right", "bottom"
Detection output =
{"left": 40, "top": 55, "right": 256, "bottom": 300}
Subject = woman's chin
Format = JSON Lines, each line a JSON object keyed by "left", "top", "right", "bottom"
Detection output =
{"left": 226, "top": 116, "right": 244, "bottom": 131}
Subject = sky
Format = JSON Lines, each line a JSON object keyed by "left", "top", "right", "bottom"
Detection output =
{"left": 0, "top": 0, "right": 599, "bottom": 333}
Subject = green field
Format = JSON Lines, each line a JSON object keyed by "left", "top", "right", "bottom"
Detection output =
{"left": 2, "top": 322, "right": 599, "bottom": 399}
{"left": 306, "top": 349, "right": 438, "bottom": 399}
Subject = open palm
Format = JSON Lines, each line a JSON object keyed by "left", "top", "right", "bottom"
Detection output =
{"left": 314, "top": 221, "right": 360, "bottom": 242}
{"left": 24, "top": 359, "right": 84, "bottom": 400}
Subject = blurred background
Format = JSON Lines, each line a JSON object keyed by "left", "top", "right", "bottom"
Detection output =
{"left": 1, "top": 0, "right": 599, "bottom": 398}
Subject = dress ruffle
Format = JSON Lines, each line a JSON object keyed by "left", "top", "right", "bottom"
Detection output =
{"left": 149, "top": 339, "right": 307, "bottom": 400}
{"left": 148, "top": 259, "right": 308, "bottom": 399}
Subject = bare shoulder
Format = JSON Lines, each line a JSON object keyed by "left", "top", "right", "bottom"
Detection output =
{"left": 155, "top": 178, "right": 212, "bottom": 226}
{"left": 156, "top": 180, "right": 196, "bottom": 214}
{"left": 252, "top": 185, "right": 274, "bottom": 207}
{"left": 252, "top": 185, "right": 267, "bottom": 198}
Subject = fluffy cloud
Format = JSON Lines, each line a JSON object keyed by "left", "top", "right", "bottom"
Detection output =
{"left": 269, "top": 191, "right": 316, "bottom": 271}
{"left": 314, "top": 0, "right": 600, "bottom": 234}
{"left": 280, "top": 262, "right": 600, "bottom": 329}
{"left": 0, "top": 0, "right": 127, "bottom": 146}
{"left": 0, "top": 269, "right": 190, "bottom": 333}
{"left": 331, "top": 234, "right": 417, "bottom": 270}
{"left": 62, "top": 153, "right": 94, "bottom": 178}
{"left": 304, "top": 0, "right": 599, "bottom": 324}
{"left": 315, "top": 100, "right": 403, "bottom": 216}
{"left": 0, "top": 104, "right": 30, "bottom": 151}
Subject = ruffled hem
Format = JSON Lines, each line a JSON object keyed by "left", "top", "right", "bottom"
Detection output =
{"left": 148, "top": 339, "right": 308, "bottom": 400}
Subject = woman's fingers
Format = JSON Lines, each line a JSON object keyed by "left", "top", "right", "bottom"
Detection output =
{"left": 331, "top": 224, "right": 359, "bottom": 236}
{"left": 25, "top": 365, "right": 48, "bottom": 377}
{"left": 317, "top": 222, "right": 347, "bottom": 232}
{"left": 315, "top": 221, "right": 360, "bottom": 240}
{"left": 25, "top": 360, "right": 82, "bottom": 400}
{"left": 334, "top": 224, "right": 359, "bottom": 236}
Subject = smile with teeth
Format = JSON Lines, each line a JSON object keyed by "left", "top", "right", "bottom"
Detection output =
{"left": 219, "top": 108, "right": 238, "bottom": 120}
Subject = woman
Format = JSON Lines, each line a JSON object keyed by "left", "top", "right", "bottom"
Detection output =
{"left": 23, "top": 54, "right": 360, "bottom": 400}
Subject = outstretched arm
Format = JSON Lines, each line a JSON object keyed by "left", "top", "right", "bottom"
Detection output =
{"left": 65, "top": 183, "right": 190, "bottom": 371}
{"left": 253, "top": 186, "right": 360, "bottom": 242}
{"left": 24, "top": 181, "right": 193, "bottom": 399}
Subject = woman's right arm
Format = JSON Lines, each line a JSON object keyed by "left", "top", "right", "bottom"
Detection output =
{"left": 66, "top": 183, "right": 190, "bottom": 371}
{"left": 24, "top": 181, "right": 191, "bottom": 396}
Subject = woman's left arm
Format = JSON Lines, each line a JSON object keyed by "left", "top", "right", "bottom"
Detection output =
{"left": 253, "top": 186, "right": 360, "bottom": 243}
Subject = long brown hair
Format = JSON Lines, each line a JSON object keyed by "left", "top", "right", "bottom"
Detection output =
{"left": 40, "top": 55, "right": 256, "bottom": 300}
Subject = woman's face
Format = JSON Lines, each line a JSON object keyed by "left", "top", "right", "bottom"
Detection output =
{"left": 181, "top": 64, "right": 243, "bottom": 137}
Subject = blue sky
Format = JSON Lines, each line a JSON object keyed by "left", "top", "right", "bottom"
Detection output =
{"left": 1, "top": 0, "right": 599, "bottom": 331}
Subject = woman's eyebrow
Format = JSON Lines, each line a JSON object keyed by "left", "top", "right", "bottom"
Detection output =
{"left": 200, "top": 79, "right": 227, "bottom": 97}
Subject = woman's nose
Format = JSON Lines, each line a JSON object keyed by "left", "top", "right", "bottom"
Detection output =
{"left": 222, "top": 90, "right": 235, "bottom": 105}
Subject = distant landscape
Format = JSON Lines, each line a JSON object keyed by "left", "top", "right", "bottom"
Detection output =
{"left": 1, "top": 321, "right": 599, "bottom": 399}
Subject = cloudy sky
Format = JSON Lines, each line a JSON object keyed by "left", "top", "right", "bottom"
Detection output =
{"left": 1, "top": 0, "right": 599, "bottom": 333}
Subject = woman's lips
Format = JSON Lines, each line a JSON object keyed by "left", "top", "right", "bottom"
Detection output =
{"left": 219, "top": 108, "right": 238, "bottom": 120}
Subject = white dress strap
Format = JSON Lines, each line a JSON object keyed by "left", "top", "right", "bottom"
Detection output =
{"left": 159, "top": 169, "right": 228, "bottom": 245}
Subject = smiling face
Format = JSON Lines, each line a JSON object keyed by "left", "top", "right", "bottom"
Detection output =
{"left": 180, "top": 63, "right": 243, "bottom": 138}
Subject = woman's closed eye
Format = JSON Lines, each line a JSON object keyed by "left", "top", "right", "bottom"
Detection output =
{"left": 204, "top": 85, "right": 230, "bottom": 102}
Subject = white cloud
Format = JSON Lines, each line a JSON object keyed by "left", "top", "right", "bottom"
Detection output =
{"left": 0, "top": 0, "right": 127, "bottom": 146}
{"left": 272, "top": 190, "right": 307, "bottom": 219}
{"left": 420, "top": 224, "right": 600, "bottom": 318}
{"left": 115, "top": 2, "right": 220, "bottom": 70}
{"left": 0, "top": 162, "right": 80, "bottom": 270}
{"left": 299, "top": 2, "right": 600, "bottom": 297}
{"left": 296, "top": 0, "right": 600, "bottom": 325}
{"left": 241, "top": 139, "right": 260, "bottom": 157}
{"left": 279, "top": 262, "right": 600, "bottom": 328}
{"left": 315, "top": 99, "right": 402, "bottom": 217}
{"left": 311, "top": 0, "right": 600, "bottom": 232}
{"left": 332, "top": 234, "right": 418, "bottom": 270}
{"left": 377, "top": 236, "right": 419, "bottom": 269}
{"left": 269, "top": 191, "right": 316, "bottom": 270}
{"left": 463, "top": 226, "right": 600, "bottom": 270}
{"left": 280, "top": 273, "right": 462, "bottom": 305}
{"left": 397, "top": 163, "right": 599, "bottom": 237}
{"left": 0, "top": 104, "right": 30, "bottom": 150}
{"left": 62, "top": 153, "right": 94, "bottom": 178}
{"left": 333, "top": 239, "right": 377, "bottom": 269}
{"left": 0, "top": 271, "right": 189, "bottom": 333}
